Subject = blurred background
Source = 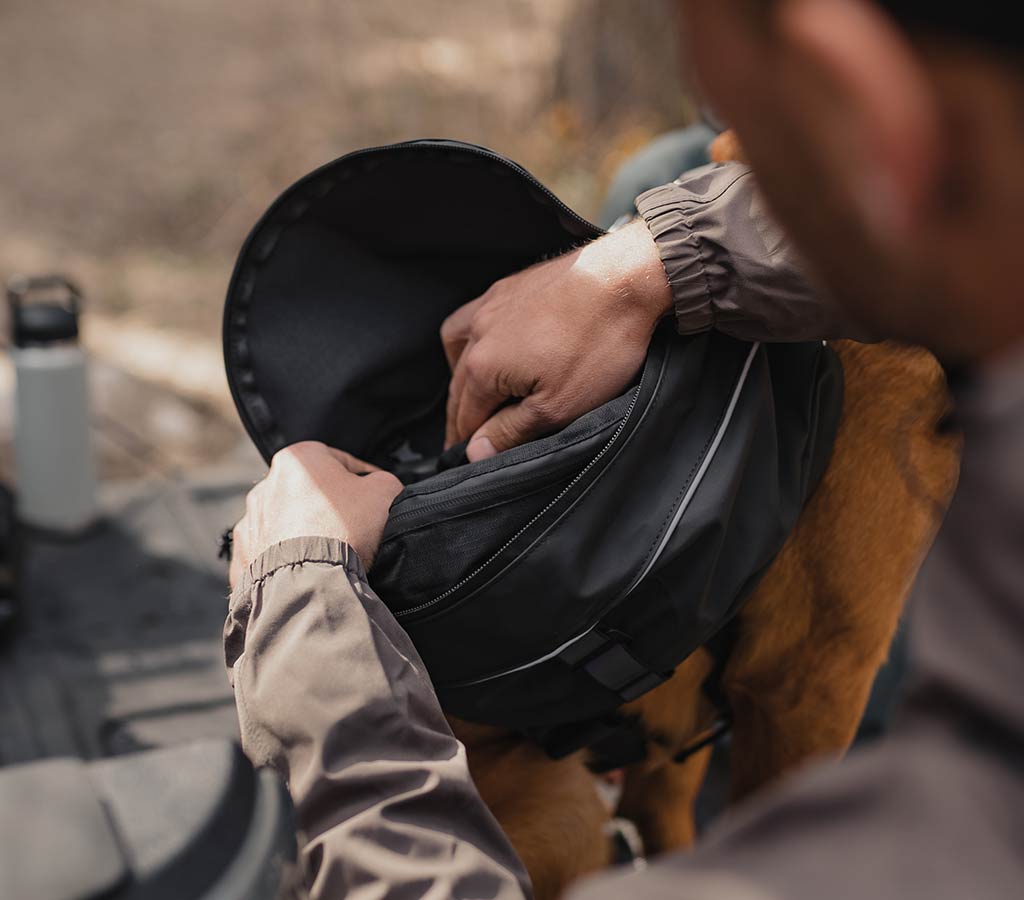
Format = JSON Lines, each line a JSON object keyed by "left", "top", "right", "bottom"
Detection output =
{"left": 0, "top": 0, "right": 691, "bottom": 479}
{"left": 0, "top": 0, "right": 694, "bottom": 763}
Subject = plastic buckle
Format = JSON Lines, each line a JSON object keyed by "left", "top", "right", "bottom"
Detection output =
{"left": 558, "top": 629, "right": 670, "bottom": 703}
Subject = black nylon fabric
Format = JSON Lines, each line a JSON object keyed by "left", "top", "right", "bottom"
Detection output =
{"left": 223, "top": 140, "right": 844, "bottom": 750}
{"left": 225, "top": 140, "right": 599, "bottom": 465}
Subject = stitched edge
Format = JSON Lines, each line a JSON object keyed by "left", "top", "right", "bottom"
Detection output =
{"left": 232, "top": 537, "right": 369, "bottom": 599}
{"left": 624, "top": 341, "right": 761, "bottom": 595}
{"left": 245, "top": 556, "right": 366, "bottom": 592}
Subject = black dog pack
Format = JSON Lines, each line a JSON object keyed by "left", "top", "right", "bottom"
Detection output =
{"left": 224, "top": 139, "right": 843, "bottom": 754}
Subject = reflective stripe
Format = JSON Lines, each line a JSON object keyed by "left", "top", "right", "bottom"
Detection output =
{"left": 623, "top": 341, "right": 761, "bottom": 594}
{"left": 450, "top": 627, "right": 601, "bottom": 687}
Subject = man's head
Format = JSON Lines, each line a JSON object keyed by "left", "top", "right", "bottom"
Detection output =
{"left": 678, "top": 0, "right": 1024, "bottom": 363}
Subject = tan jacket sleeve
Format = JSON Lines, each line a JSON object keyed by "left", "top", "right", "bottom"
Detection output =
{"left": 637, "top": 164, "right": 874, "bottom": 343}
{"left": 224, "top": 536, "right": 531, "bottom": 900}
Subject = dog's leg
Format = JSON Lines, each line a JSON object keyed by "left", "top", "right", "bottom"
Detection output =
{"left": 616, "top": 745, "right": 712, "bottom": 854}
{"left": 455, "top": 720, "right": 611, "bottom": 900}
{"left": 723, "top": 621, "right": 892, "bottom": 800}
{"left": 617, "top": 650, "right": 716, "bottom": 854}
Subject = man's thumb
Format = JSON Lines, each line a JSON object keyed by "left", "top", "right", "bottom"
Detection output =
{"left": 466, "top": 401, "right": 545, "bottom": 462}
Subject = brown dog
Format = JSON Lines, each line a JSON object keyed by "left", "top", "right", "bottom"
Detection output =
{"left": 452, "top": 137, "right": 962, "bottom": 900}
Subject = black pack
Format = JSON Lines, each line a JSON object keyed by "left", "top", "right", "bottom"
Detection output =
{"left": 224, "top": 140, "right": 843, "bottom": 754}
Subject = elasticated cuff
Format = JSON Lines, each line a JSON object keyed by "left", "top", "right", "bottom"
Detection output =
{"left": 224, "top": 537, "right": 369, "bottom": 683}
{"left": 232, "top": 536, "right": 368, "bottom": 600}
{"left": 636, "top": 182, "right": 716, "bottom": 335}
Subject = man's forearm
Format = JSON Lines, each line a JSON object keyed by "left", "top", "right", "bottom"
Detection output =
{"left": 225, "top": 536, "right": 531, "bottom": 900}
{"left": 637, "top": 163, "right": 874, "bottom": 343}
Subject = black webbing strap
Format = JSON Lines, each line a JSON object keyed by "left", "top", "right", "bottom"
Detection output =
{"left": 671, "top": 717, "right": 732, "bottom": 764}
{"left": 585, "top": 715, "right": 650, "bottom": 773}
{"left": 661, "top": 617, "right": 738, "bottom": 765}
{"left": 533, "top": 629, "right": 671, "bottom": 761}
{"left": 536, "top": 713, "right": 638, "bottom": 761}
{"left": 536, "top": 630, "right": 671, "bottom": 761}
{"left": 536, "top": 626, "right": 737, "bottom": 766}
{"left": 557, "top": 629, "right": 671, "bottom": 703}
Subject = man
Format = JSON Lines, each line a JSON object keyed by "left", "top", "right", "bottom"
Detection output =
{"left": 225, "top": 2, "right": 1024, "bottom": 897}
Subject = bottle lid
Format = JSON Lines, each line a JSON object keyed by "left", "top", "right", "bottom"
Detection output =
{"left": 6, "top": 275, "right": 82, "bottom": 348}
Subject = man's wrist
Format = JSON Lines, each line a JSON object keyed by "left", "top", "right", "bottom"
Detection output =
{"left": 608, "top": 220, "right": 674, "bottom": 323}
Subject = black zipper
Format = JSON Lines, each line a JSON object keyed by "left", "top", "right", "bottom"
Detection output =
{"left": 395, "top": 374, "right": 645, "bottom": 619}
{"left": 385, "top": 399, "right": 631, "bottom": 531}
{"left": 384, "top": 451, "right": 598, "bottom": 534}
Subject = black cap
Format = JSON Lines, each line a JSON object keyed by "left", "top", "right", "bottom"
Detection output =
{"left": 7, "top": 275, "right": 82, "bottom": 348}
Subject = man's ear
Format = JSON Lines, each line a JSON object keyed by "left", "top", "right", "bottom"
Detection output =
{"left": 778, "top": 0, "right": 943, "bottom": 246}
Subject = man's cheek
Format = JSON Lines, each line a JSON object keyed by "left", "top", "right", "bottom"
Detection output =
{"left": 680, "top": 1, "right": 771, "bottom": 119}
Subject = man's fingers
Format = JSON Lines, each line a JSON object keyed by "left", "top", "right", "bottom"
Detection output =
{"left": 442, "top": 326, "right": 470, "bottom": 372}
{"left": 440, "top": 295, "right": 485, "bottom": 370}
{"left": 364, "top": 469, "right": 404, "bottom": 503}
{"left": 442, "top": 296, "right": 490, "bottom": 443}
{"left": 455, "top": 377, "right": 507, "bottom": 449}
{"left": 324, "top": 448, "right": 381, "bottom": 474}
{"left": 445, "top": 341, "right": 474, "bottom": 448}
{"left": 466, "top": 399, "right": 552, "bottom": 462}
{"left": 318, "top": 448, "right": 402, "bottom": 503}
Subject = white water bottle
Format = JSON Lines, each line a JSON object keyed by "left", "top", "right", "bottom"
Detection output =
{"left": 7, "top": 276, "right": 99, "bottom": 534}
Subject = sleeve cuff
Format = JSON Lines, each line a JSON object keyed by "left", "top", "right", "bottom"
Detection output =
{"left": 231, "top": 536, "right": 368, "bottom": 600}
{"left": 636, "top": 182, "right": 717, "bottom": 335}
{"left": 224, "top": 537, "right": 369, "bottom": 680}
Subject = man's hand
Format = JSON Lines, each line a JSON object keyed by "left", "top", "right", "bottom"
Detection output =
{"left": 230, "top": 442, "right": 403, "bottom": 588}
{"left": 441, "top": 220, "right": 672, "bottom": 461}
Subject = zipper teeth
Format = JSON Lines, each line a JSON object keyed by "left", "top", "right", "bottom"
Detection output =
{"left": 388, "top": 413, "right": 625, "bottom": 527}
{"left": 396, "top": 375, "right": 645, "bottom": 619}
{"left": 387, "top": 462, "right": 580, "bottom": 529}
